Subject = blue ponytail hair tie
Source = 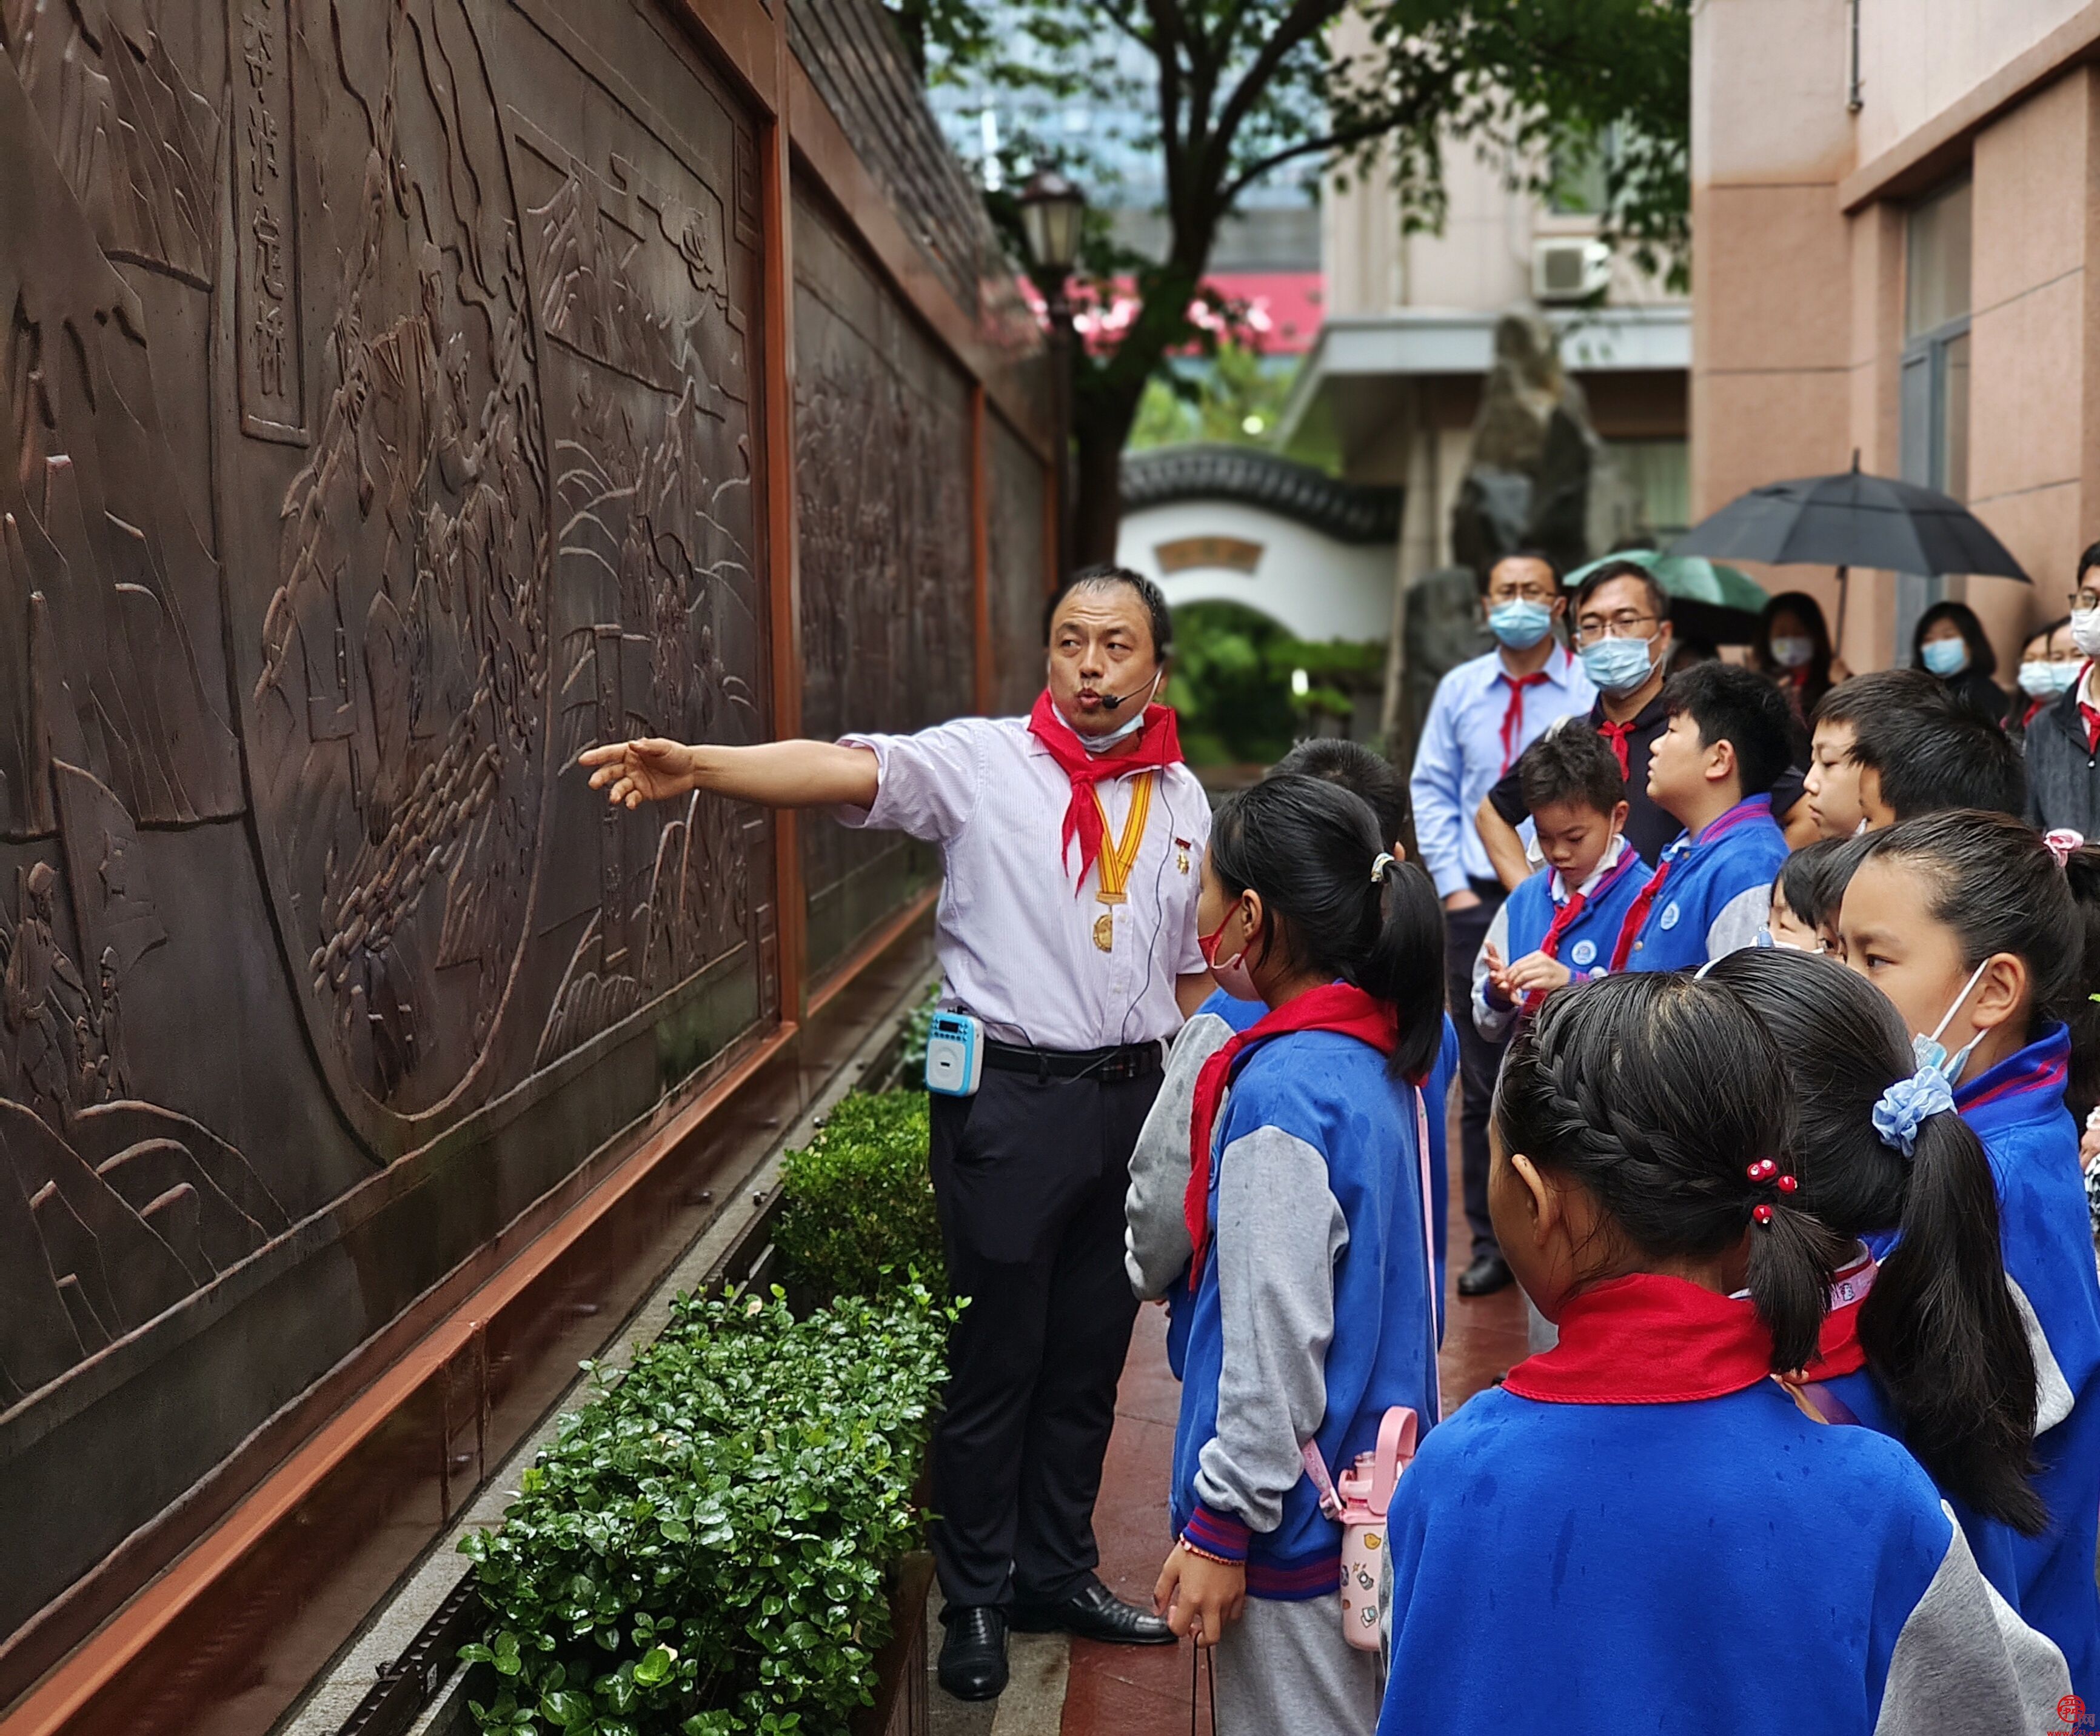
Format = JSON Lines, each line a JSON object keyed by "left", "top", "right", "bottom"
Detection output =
{"left": 1873, "top": 1066, "right": 1956, "bottom": 1158}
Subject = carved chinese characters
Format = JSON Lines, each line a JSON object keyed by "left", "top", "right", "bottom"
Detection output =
{"left": 233, "top": 0, "right": 304, "bottom": 439}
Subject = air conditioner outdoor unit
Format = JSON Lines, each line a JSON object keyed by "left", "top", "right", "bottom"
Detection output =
{"left": 1533, "top": 236, "right": 1613, "bottom": 303}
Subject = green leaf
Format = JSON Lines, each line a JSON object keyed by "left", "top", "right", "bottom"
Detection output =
{"left": 632, "top": 1644, "right": 677, "bottom": 1687}
{"left": 539, "top": 1688, "right": 592, "bottom": 1728}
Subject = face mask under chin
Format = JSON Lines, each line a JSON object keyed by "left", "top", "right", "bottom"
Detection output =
{"left": 1911, "top": 956, "right": 1993, "bottom": 1086}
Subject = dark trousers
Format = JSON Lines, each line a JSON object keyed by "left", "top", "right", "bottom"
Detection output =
{"left": 1443, "top": 883, "right": 1510, "bottom": 1261}
{"left": 927, "top": 1064, "right": 1159, "bottom": 1611}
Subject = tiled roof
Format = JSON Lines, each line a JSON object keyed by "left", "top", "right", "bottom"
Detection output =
{"left": 1120, "top": 446, "right": 1402, "bottom": 544}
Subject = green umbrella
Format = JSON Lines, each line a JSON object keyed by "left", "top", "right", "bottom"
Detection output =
{"left": 1562, "top": 548, "right": 1770, "bottom": 612}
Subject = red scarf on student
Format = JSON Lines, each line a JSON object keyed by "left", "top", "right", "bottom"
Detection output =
{"left": 1026, "top": 690, "right": 1183, "bottom": 891}
{"left": 1184, "top": 983, "right": 1399, "bottom": 1283}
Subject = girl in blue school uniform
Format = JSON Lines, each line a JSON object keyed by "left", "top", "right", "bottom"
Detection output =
{"left": 1376, "top": 972, "right": 2070, "bottom": 1736}
{"left": 1154, "top": 774, "right": 1446, "bottom": 1734}
{"left": 1706, "top": 946, "right": 2044, "bottom": 1607}
{"left": 1834, "top": 809, "right": 2100, "bottom": 1701}
{"left": 1123, "top": 740, "right": 1459, "bottom": 1370}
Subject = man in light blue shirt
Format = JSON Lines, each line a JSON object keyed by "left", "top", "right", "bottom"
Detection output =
{"left": 1409, "top": 550, "right": 1593, "bottom": 1295}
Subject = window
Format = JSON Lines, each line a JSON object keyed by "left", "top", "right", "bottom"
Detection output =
{"left": 1605, "top": 439, "right": 1690, "bottom": 542}
{"left": 1897, "top": 175, "right": 1971, "bottom": 653}
{"left": 1547, "top": 132, "right": 1611, "bottom": 217}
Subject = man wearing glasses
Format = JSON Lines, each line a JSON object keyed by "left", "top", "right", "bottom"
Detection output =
{"left": 1409, "top": 549, "right": 1592, "bottom": 1298}
{"left": 1477, "top": 559, "right": 1811, "bottom": 882}
{"left": 2024, "top": 546, "right": 2100, "bottom": 836}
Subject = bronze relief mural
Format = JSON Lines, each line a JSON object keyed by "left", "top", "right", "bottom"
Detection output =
{"left": 0, "top": 0, "right": 779, "bottom": 1641}
{"left": 986, "top": 410, "right": 1049, "bottom": 716}
{"left": 242, "top": 0, "right": 553, "bottom": 1125}
{"left": 793, "top": 187, "right": 975, "bottom": 978}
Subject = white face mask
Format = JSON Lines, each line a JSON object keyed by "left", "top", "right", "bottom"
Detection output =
{"left": 1911, "top": 956, "right": 1993, "bottom": 1086}
{"left": 1769, "top": 635, "right": 1814, "bottom": 670}
{"left": 2073, "top": 608, "right": 2100, "bottom": 659}
{"left": 1081, "top": 705, "right": 1151, "bottom": 754}
{"left": 1048, "top": 662, "right": 1162, "bottom": 754}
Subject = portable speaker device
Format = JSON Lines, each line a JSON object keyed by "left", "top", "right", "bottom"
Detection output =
{"left": 923, "top": 1010, "right": 984, "bottom": 1097}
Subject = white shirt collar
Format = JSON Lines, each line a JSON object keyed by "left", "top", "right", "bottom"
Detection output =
{"left": 1549, "top": 833, "right": 1628, "bottom": 904}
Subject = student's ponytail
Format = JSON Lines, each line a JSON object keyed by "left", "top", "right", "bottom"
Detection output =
{"left": 1862, "top": 1106, "right": 2046, "bottom": 1532}
{"left": 1362, "top": 855, "right": 1446, "bottom": 1083}
{"left": 1705, "top": 947, "right": 2046, "bottom": 1531}
{"left": 1743, "top": 1189, "right": 1844, "bottom": 1377}
{"left": 1495, "top": 972, "right": 1845, "bottom": 1374}
{"left": 1207, "top": 775, "right": 1446, "bottom": 1080}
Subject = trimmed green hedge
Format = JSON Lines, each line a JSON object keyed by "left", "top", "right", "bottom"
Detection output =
{"left": 774, "top": 1093, "right": 944, "bottom": 1301}
{"left": 459, "top": 1284, "right": 951, "bottom": 1736}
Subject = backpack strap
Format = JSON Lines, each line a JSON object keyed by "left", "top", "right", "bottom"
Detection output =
{"left": 1300, "top": 1438, "right": 1346, "bottom": 1521}
{"left": 1416, "top": 1081, "right": 1442, "bottom": 1423}
{"left": 1299, "top": 1080, "right": 1443, "bottom": 1516}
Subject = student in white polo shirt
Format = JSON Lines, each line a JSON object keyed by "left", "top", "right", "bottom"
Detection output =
{"left": 581, "top": 566, "right": 1211, "bottom": 1703}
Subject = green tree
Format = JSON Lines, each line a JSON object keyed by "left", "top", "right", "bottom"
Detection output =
{"left": 1129, "top": 341, "right": 1317, "bottom": 455}
{"left": 926, "top": 0, "right": 1690, "bottom": 564}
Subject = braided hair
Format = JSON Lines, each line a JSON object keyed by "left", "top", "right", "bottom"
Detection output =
{"left": 1494, "top": 972, "right": 1847, "bottom": 1372}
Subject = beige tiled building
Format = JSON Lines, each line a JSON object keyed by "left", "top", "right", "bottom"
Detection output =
{"left": 1281, "top": 33, "right": 1691, "bottom": 600}
{"left": 1694, "top": 0, "right": 2100, "bottom": 671}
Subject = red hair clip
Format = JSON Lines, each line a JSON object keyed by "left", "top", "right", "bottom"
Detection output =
{"left": 1752, "top": 1203, "right": 1775, "bottom": 1227}
{"left": 1776, "top": 1173, "right": 1797, "bottom": 1194}
{"left": 1747, "top": 1159, "right": 1778, "bottom": 1183}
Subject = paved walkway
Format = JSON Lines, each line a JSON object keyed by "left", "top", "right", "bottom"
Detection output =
{"left": 925, "top": 1120, "right": 1528, "bottom": 1734}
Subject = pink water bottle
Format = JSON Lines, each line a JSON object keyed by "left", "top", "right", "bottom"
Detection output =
{"left": 1306, "top": 1406, "right": 1418, "bottom": 1651}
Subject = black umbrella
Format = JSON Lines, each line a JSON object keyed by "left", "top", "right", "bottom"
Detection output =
{"left": 1668, "top": 454, "right": 2030, "bottom": 642}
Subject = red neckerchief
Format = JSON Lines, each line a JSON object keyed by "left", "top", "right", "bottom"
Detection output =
{"left": 2081, "top": 695, "right": 2100, "bottom": 755}
{"left": 1596, "top": 718, "right": 1635, "bottom": 779}
{"left": 1185, "top": 984, "right": 1399, "bottom": 1284}
{"left": 1607, "top": 795, "right": 1770, "bottom": 971}
{"left": 1502, "top": 1274, "right": 1773, "bottom": 1404}
{"left": 1499, "top": 670, "right": 1551, "bottom": 773}
{"left": 1797, "top": 1250, "right": 1877, "bottom": 1383}
{"left": 1607, "top": 855, "right": 1674, "bottom": 972}
{"left": 2020, "top": 696, "right": 2044, "bottom": 733}
{"left": 1525, "top": 845, "right": 1642, "bottom": 1010}
{"left": 1026, "top": 691, "right": 1183, "bottom": 893}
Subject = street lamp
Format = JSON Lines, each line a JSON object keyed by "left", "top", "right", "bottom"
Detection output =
{"left": 1018, "top": 169, "right": 1086, "bottom": 583}
{"left": 1018, "top": 169, "right": 1086, "bottom": 282}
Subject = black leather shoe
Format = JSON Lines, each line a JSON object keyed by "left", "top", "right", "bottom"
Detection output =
{"left": 938, "top": 1606, "right": 1008, "bottom": 1700}
{"left": 1457, "top": 1252, "right": 1514, "bottom": 1297}
{"left": 1010, "top": 1575, "right": 1175, "bottom": 1644}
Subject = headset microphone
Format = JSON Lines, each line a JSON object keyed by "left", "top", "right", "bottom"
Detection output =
{"left": 1094, "top": 671, "right": 1162, "bottom": 711}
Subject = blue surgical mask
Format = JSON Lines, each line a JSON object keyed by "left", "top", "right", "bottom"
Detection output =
{"left": 2020, "top": 659, "right": 2079, "bottom": 699}
{"left": 1921, "top": 638, "right": 1970, "bottom": 678}
{"left": 1488, "top": 599, "right": 1554, "bottom": 650}
{"left": 1579, "top": 634, "right": 1656, "bottom": 694}
{"left": 1910, "top": 957, "right": 1993, "bottom": 1086}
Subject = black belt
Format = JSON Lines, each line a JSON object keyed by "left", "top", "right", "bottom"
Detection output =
{"left": 984, "top": 1038, "right": 1164, "bottom": 1083}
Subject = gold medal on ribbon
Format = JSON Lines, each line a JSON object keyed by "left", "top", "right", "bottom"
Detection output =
{"left": 1089, "top": 773, "right": 1154, "bottom": 909}
{"left": 1093, "top": 912, "right": 1115, "bottom": 952}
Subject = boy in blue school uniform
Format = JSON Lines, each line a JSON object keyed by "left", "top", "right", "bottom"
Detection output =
{"left": 1612, "top": 661, "right": 1796, "bottom": 975}
{"left": 1473, "top": 727, "right": 1645, "bottom": 1038}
